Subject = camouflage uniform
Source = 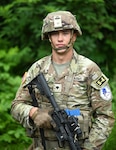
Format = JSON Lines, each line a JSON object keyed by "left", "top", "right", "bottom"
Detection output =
{"left": 11, "top": 11, "right": 115, "bottom": 150}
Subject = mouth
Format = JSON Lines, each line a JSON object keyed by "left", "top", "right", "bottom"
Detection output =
{"left": 56, "top": 44, "right": 67, "bottom": 49}
{"left": 52, "top": 43, "right": 68, "bottom": 51}
{"left": 56, "top": 44, "right": 65, "bottom": 48}
{"left": 54, "top": 46, "right": 67, "bottom": 52}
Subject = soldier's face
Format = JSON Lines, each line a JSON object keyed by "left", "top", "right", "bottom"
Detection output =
{"left": 49, "top": 29, "right": 76, "bottom": 53}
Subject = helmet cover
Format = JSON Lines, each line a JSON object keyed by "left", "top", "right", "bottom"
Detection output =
{"left": 42, "top": 11, "right": 82, "bottom": 39}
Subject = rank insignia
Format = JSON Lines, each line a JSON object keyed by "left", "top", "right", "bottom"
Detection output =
{"left": 53, "top": 84, "right": 62, "bottom": 92}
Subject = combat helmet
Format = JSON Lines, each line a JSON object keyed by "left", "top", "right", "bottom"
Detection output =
{"left": 42, "top": 11, "right": 82, "bottom": 40}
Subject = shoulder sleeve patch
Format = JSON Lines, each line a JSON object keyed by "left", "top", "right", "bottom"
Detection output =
{"left": 100, "top": 85, "right": 112, "bottom": 100}
{"left": 91, "top": 73, "right": 109, "bottom": 90}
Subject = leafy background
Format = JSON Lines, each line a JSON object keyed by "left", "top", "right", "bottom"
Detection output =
{"left": 0, "top": 0, "right": 116, "bottom": 149}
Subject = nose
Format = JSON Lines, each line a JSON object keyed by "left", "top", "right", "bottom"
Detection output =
{"left": 58, "top": 32, "right": 63, "bottom": 41}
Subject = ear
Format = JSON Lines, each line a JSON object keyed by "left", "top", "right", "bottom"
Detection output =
{"left": 48, "top": 34, "right": 51, "bottom": 42}
{"left": 49, "top": 38, "right": 51, "bottom": 42}
{"left": 72, "top": 33, "right": 77, "bottom": 42}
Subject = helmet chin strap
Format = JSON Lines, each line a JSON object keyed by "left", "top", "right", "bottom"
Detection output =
{"left": 49, "top": 30, "right": 74, "bottom": 52}
{"left": 52, "top": 43, "right": 72, "bottom": 51}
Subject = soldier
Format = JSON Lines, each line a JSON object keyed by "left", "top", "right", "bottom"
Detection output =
{"left": 11, "top": 11, "right": 115, "bottom": 150}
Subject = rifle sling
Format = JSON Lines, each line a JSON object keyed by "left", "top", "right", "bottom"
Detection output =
{"left": 28, "top": 85, "right": 46, "bottom": 150}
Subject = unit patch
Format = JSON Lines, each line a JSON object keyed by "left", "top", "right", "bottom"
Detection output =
{"left": 96, "top": 75, "right": 107, "bottom": 86}
{"left": 100, "top": 85, "right": 112, "bottom": 100}
{"left": 91, "top": 73, "right": 109, "bottom": 90}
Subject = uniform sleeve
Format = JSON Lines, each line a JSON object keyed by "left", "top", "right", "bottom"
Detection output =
{"left": 11, "top": 78, "right": 34, "bottom": 129}
{"left": 83, "top": 70, "right": 115, "bottom": 150}
{"left": 11, "top": 60, "right": 42, "bottom": 128}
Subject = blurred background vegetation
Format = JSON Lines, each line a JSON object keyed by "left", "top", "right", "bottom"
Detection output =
{"left": 0, "top": 0, "right": 116, "bottom": 149}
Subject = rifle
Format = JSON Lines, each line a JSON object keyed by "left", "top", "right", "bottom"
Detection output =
{"left": 27, "top": 73, "right": 82, "bottom": 150}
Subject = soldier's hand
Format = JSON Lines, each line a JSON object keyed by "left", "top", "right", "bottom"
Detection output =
{"left": 31, "top": 108, "right": 53, "bottom": 129}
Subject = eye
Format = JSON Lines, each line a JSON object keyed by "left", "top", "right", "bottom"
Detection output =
{"left": 50, "top": 31, "right": 58, "bottom": 36}
{"left": 63, "top": 30, "right": 71, "bottom": 35}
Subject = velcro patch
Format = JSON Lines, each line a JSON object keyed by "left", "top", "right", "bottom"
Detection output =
{"left": 96, "top": 75, "right": 107, "bottom": 86}
{"left": 53, "top": 84, "right": 62, "bottom": 92}
{"left": 91, "top": 73, "right": 108, "bottom": 90}
{"left": 100, "top": 85, "right": 112, "bottom": 100}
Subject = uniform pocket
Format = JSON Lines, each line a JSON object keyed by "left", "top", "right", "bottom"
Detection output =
{"left": 78, "top": 111, "right": 92, "bottom": 139}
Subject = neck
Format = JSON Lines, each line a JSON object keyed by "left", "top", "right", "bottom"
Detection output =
{"left": 52, "top": 48, "right": 73, "bottom": 64}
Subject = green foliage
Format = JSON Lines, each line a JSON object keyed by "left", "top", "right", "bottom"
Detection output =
{"left": 0, "top": 0, "right": 116, "bottom": 149}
